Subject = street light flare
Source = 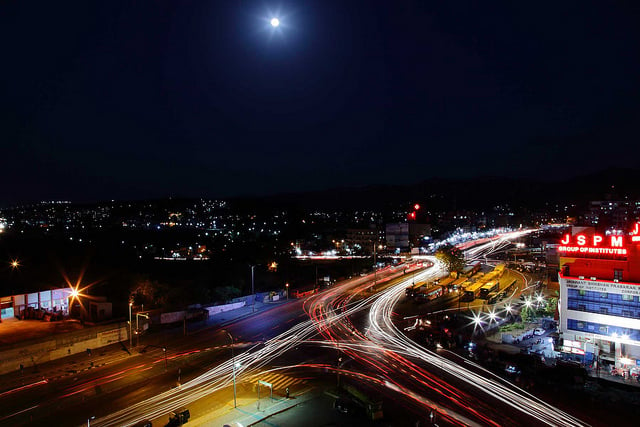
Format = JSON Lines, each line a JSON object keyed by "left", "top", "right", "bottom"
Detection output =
{"left": 270, "top": 17, "right": 280, "bottom": 27}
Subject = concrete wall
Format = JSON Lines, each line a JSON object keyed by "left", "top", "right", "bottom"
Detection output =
{"left": 0, "top": 323, "right": 128, "bottom": 376}
{"left": 205, "top": 301, "right": 245, "bottom": 316}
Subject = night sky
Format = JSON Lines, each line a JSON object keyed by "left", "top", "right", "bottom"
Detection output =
{"left": 2, "top": 1, "right": 639, "bottom": 203}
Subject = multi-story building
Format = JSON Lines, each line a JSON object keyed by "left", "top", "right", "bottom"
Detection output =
{"left": 583, "top": 200, "right": 640, "bottom": 230}
{"left": 557, "top": 223, "right": 640, "bottom": 375}
{"left": 345, "top": 227, "right": 378, "bottom": 254}
{"left": 385, "top": 223, "right": 431, "bottom": 252}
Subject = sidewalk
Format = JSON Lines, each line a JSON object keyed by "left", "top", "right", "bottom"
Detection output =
{"left": 0, "top": 298, "right": 292, "bottom": 396}
{"left": 192, "top": 388, "right": 317, "bottom": 427}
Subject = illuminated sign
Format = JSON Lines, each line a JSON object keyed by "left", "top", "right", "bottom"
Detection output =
{"left": 560, "top": 346, "right": 585, "bottom": 355}
{"left": 632, "top": 223, "right": 640, "bottom": 242}
{"left": 558, "top": 223, "right": 640, "bottom": 259}
{"left": 564, "top": 340, "right": 582, "bottom": 348}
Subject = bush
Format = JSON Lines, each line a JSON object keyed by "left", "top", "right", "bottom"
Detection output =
{"left": 499, "top": 322, "right": 525, "bottom": 332}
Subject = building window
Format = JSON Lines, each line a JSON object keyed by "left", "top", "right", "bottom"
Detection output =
{"left": 600, "top": 293, "right": 608, "bottom": 299}
{"left": 578, "top": 304, "right": 586, "bottom": 311}
{"left": 599, "top": 326, "right": 608, "bottom": 334}
{"left": 579, "top": 289, "right": 586, "bottom": 297}
{"left": 577, "top": 322, "right": 585, "bottom": 329}
{"left": 614, "top": 269, "right": 623, "bottom": 281}
{"left": 599, "top": 307, "right": 608, "bottom": 315}
{"left": 622, "top": 294, "right": 633, "bottom": 301}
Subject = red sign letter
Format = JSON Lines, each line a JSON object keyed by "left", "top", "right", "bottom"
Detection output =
{"left": 611, "top": 236, "right": 623, "bottom": 248}
{"left": 577, "top": 235, "right": 587, "bottom": 246}
{"left": 593, "top": 235, "right": 603, "bottom": 246}
{"left": 560, "top": 234, "right": 570, "bottom": 245}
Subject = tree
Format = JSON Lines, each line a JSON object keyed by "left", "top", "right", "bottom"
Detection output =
{"left": 435, "top": 245, "right": 465, "bottom": 274}
{"left": 213, "top": 286, "right": 241, "bottom": 303}
{"left": 129, "top": 276, "right": 169, "bottom": 309}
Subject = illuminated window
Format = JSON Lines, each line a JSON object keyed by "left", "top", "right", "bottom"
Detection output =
{"left": 598, "top": 326, "right": 608, "bottom": 334}
{"left": 614, "top": 269, "right": 623, "bottom": 281}
{"left": 600, "top": 293, "right": 608, "bottom": 299}
{"left": 622, "top": 294, "right": 633, "bottom": 301}
{"left": 579, "top": 289, "right": 586, "bottom": 297}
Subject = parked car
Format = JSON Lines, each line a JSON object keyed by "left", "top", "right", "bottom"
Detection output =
{"left": 534, "top": 328, "right": 545, "bottom": 336}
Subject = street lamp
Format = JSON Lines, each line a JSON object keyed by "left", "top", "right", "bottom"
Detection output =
{"left": 285, "top": 283, "right": 289, "bottom": 300}
{"left": 87, "top": 416, "right": 95, "bottom": 427}
{"left": 128, "top": 302, "right": 133, "bottom": 349}
{"left": 225, "top": 331, "right": 237, "bottom": 408}
{"left": 162, "top": 347, "right": 167, "bottom": 371}
{"left": 372, "top": 242, "right": 378, "bottom": 291}
{"left": 250, "top": 265, "right": 256, "bottom": 312}
{"left": 136, "top": 312, "right": 149, "bottom": 347}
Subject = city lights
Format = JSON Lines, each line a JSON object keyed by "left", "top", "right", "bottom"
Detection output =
{"left": 270, "top": 17, "right": 280, "bottom": 27}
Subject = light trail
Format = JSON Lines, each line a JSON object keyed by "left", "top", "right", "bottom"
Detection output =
{"left": 363, "top": 233, "right": 589, "bottom": 426}
{"left": 91, "top": 229, "right": 588, "bottom": 427}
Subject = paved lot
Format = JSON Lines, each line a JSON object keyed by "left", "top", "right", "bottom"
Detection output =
{"left": 0, "top": 317, "right": 84, "bottom": 346}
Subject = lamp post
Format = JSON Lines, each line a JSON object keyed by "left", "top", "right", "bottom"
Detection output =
{"left": 225, "top": 331, "right": 237, "bottom": 408}
{"left": 250, "top": 265, "right": 256, "bottom": 312}
{"left": 128, "top": 302, "right": 133, "bottom": 349}
{"left": 135, "top": 313, "right": 149, "bottom": 347}
{"left": 373, "top": 242, "right": 377, "bottom": 291}
{"left": 285, "top": 283, "right": 289, "bottom": 300}
{"left": 163, "top": 347, "right": 167, "bottom": 371}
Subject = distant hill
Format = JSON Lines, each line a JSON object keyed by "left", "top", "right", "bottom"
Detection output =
{"left": 243, "top": 167, "right": 640, "bottom": 211}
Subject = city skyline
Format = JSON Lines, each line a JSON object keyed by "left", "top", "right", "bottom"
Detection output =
{"left": 2, "top": 1, "right": 639, "bottom": 203}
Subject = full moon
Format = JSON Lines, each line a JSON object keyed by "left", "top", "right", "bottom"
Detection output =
{"left": 270, "top": 18, "right": 280, "bottom": 27}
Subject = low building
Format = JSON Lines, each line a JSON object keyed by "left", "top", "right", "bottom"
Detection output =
{"left": 1, "top": 288, "right": 73, "bottom": 321}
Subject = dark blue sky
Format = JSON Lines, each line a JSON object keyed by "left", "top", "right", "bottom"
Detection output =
{"left": 2, "top": 1, "right": 639, "bottom": 203}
